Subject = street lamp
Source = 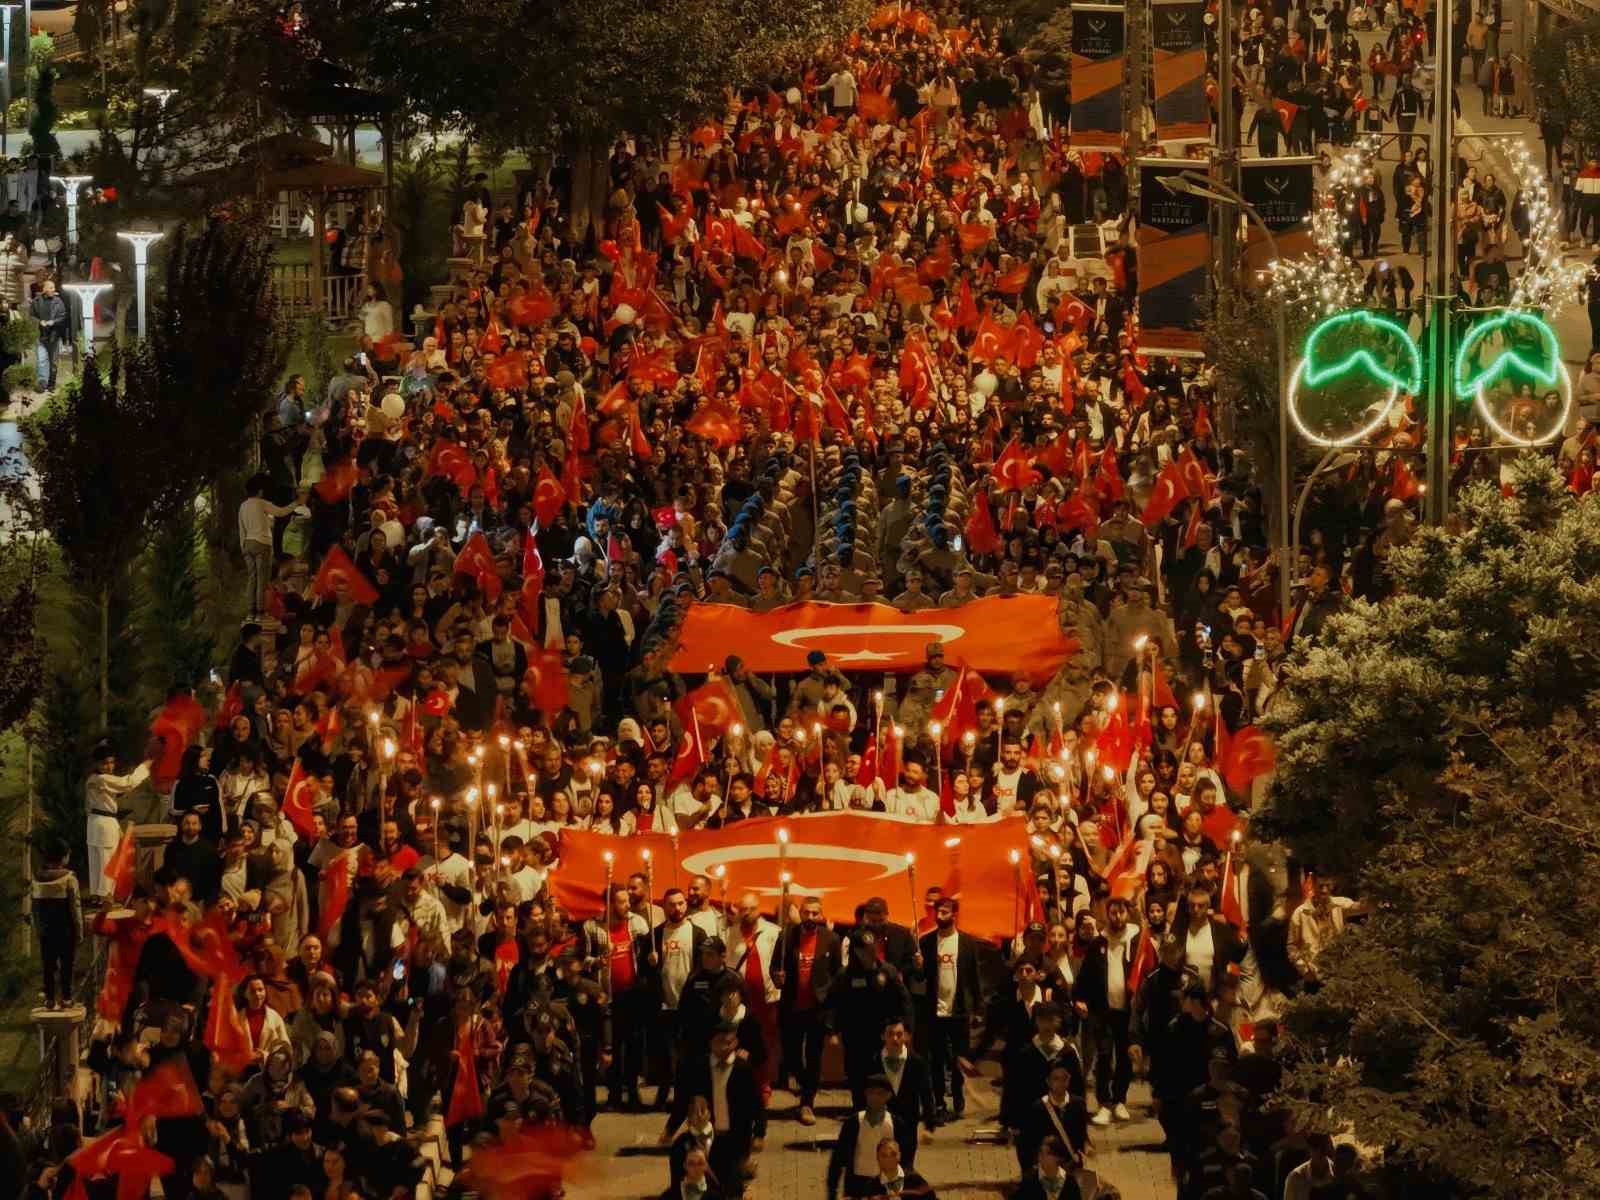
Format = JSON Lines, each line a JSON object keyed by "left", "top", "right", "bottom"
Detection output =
{"left": 61, "top": 282, "right": 112, "bottom": 358}
{"left": 50, "top": 175, "right": 93, "bottom": 247}
{"left": 1158, "top": 170, "right": 1292, "bottom": 620}
{"left": 0, "top": 5, "right": 20, "bottom": 157}
{"left": 117, "top": 230, "right": 163, "bottom": 338}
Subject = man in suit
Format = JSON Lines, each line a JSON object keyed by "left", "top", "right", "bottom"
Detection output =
{"left": 998, "top": 1002, "right": 1085, "bottom": 1134}
{"left": 1174, "top": 882, "right": 1248, "bottom": 996}
{"left": 1084, "top": 276, "right": 1124, "bottom": 341}
{"left": 825, "top": 1074, "right": 902, "bottom": 1200}
{"left": 774, "top": 895, "right": 843, "bottom": 1126}
{"left": 1016, "top": 1060, "right": 1090, "bottom": 1173}
{"left": 447, "top": 628, "right": 501, "bottom": 731}
{"left": 874, "top": 1017, "right": 935, "bottom": 1168}
{"left": 915, "top": 896, "right": 986, "bottom": 1121}
{"left": 667, "top": 1022, "right": 761, "bottom": 1198}
{"left": 852, "top": 897, "right": 919, "bottom": 982}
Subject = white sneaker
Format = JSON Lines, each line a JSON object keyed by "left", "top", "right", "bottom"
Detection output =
{"left": 1092, "top": 1106, "right": 1113, "bottom": 1126}
{"left": 1114, "top": 1103, "right": 1132, "bottom": 1121}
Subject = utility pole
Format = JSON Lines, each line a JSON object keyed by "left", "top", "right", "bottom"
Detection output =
{"left": 1423, "top": 2, "right": 1454, "bottom": 525}
{"left": 1214, "top": 0, "right": 1238, "bottom": 291}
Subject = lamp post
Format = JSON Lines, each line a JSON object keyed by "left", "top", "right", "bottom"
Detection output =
{"left": 0, "top": 5, "right": 19, "bottom": 157}
{"left": 61, "top": 282, "right": 111, "bottom": 358}
{"left": 117, "top": 230, "right": 163, "bottom": 338}
{"left": 1159, "top": 170, "right": 1291, "bottom": 620}
{"left": 50, "top": 175, "right": 92, "bottom": 247}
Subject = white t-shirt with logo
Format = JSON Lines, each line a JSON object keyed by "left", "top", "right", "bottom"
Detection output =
{"left": 936, "top": 930, "right": 960, "bottom": 1016}
{"left": 659, "top": 920, "right": 696, "bottom": 1009}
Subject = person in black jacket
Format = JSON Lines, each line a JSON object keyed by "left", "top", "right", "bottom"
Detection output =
{"left": 674, "top": 938, "right": 743, "bottom": 1074}
{"left": 825, "top": 1074, "right": 904, "bottom": 1200}
{"left": 823, "top": 931, "right": 914, "bottom": 1105}
{"left": 1013, "top": 1135, "right": 1084, "bottom": 1200}
{"left": 28, "top": 278, "right": 66, "bottom": 391}
{"left": 872, "top": 1017, "right": 935, "bottom": 1168}
{"left": 1015, "top": 1060, "right": 1090, "bottom": 1173}
{"left": 660, "top": 1144, "right": 725, "bottom": 1200}
{"left": 915, "top": 897, "right": 986, "bottom": 1122}
{"left": 856, "top": 897, "right": 919, "bottom": 982}
{"left": 1071, "top": 897, "right": 1140, "bottom": 1125}
{"left": 773, "top": 896, "right": 843, "bottom": 1125}
{"left": 996, "top": 1002, "right": 1085, "bottom": 1134}
{"left": 666, "top": 1023, "right": 761, "bottom": 1198}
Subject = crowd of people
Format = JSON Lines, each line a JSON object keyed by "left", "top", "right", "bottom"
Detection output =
{"left": 11, "top": 1, "right": 1593, "bottom": 1200}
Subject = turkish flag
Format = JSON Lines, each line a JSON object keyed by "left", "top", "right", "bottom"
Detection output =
{"left": 1220, "top": 851, "right": 1246, "bottom": 929}
{"left": 533, "top": 464, "right": 566, "bottom": 526}
{"left": 994, "top": 437, "right": 1041, "bottom": 491}
{"left": 567, "top": 387, "right": 590, "bottom": 452}
{"left": 667, "top": 597, "right": 1078, "bottom": 676}
{"left": 899, "top": 336, "right": 934, "bottom": 408}
{"left": 1033, "top": 431, "right": 1073, "bottom": 479}
{"left": 628, "top": 407, "right": 654, "bottom": 460}
{"left": 627, "top": 348, "right": 679, "bottom": 390}
{"left": 282, "top": 758, "right": 318, "bottom": 841}
{"left": 1193, "top": 398, "right": 1214, "bottom": 438}
{"left": 214, "top": 681, "right": 244, "bottom": 730}
{"left": 1097, "top": 443, "right": 1125, "bottom": 502}
{"left": 314, "top": 458, "right": 359, "bottom": 504}
{"left": 1220, "top": 725, "right": 1277, "bottom": 795}
{"left": 1122, "top": 362, "right": 1148, "bottom": 407}
{"left": 553, "top": 814, "right": 1034, "bottom": 941}
{"left": 686, "top": 404, "right": 740, "bottom": 448}
{"left": 1011, "top": 311, "right": 1044, "bottom": 369}
{"left": 465, "top": 1125, "right": 590, "bottom": 1199}
{"left": 1055, "top": 292, "right": 1091, "bottom": 333}
{"left": 312, "top": 545, "right": 380, "bottom": 607}
{"left": 929, "top": 663, "right": 997, "bottom": 747}
{"left": 856, "top": 87, "right": 896, "bottom": 122}
{"left": 444, "top": 1023, "right": 484, "bottom": 1127}
{"left": 733, "top": 225, "right": 767, "bottom": 262}
{"left": 204, "top": 977, "right": 254, "bottom": 1075}
{"left": 1057, "top": 494, "right": 1100, "bottom": 540}
{"left": 426, "top": 439, "right": 476, "bottom": 492}
{"left": 1127, "top": 925, "right": 1158, "bottom": 997}
{"left": 105, "top": 825, "right": 137, "bottom": 902}
{"left": 65, "top": 1129, "right": 176, "bottom": 1200}
{"left": 994, "top": 261, "right": 1030, "bottom": 294}
{"left": 674, "top": 677, "right": 742, "bottom": 741}
{"left": 972, "top": 314, "right": 1016, "bottom": 364}
{"left": 317, "top": 848, "right": 357, "bottom": 940}
{"left": 1182, "top": 499, "right": 1206, "bottom": 550}
{"left": 454, "top": 531, "right": 501, "bottom": 602}
{"left": 561, "top": 450, "right": 584, "bottom": 506}
{"left": 1177, "top": 445, "right": 1215, "bottom": 503}
{"left": 523, "top": 646, "right": 569, "bottom": 716}
{"left": 964, "top": 487, "right": 1002, "bottom": 555}
{"left": 126, "top": 1059, "right": 203, "bottom": 1126}
{"left": 1389, "top": 456, "right": 1420, "bottom": 501}
{"left": 957, "top": 222, "right": 993, "bottom": 254}
{"left": 1274, "top": 99, "right": 1299, "bottom": 131}
{"left": 1140, "top": 462, "right": 1191, "bottom": 526}
{"left": 148, "top": 693, "right": 206, "bottom": 789}
{"left": 954, "top": 276, "right": 980, "bottom": 331}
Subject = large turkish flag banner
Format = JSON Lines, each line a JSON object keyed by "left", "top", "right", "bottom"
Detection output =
{"left": 553, "top": 814, "right": 1036, "bottom": 942}
{"left": 667, "top": 597, "right": 1076, "bottom": 675}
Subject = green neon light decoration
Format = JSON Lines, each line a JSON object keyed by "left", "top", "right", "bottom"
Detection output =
{"left": 1453, "top": 309, "right": 1562, "bottom": 397}
{"left": 1301, "top": 310, "right": 1424, "bottom": 396}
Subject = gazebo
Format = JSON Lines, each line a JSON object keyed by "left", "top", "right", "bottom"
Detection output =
{"left": 181, "top": 137, "right": 386, "bottom": 324}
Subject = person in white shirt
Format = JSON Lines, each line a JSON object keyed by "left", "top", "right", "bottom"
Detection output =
{"left": 874, "top": 759, "right": 941, "bottom": 822}
{"left": 238, "top": 475, "right": 308, "bottom": 620}
{"left": 85, "top": 744, "right": 152, "bottom": 900}
{"left": 824, "top": 67, "right": 858, "bottom": 112}
{"left": 826, "top": 1075, "right": 899, "bottom": 1200}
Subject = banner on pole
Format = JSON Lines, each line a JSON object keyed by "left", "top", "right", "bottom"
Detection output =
{"left": 1136, "top": 159, "right": 1210, "bottom": 356}
{"left": 1239, "top": 158, "right": 1317, "bottom": 270}
{"left": 1070, "top": 6, "right": 1127, "bottom": 149}
{"left": 666, "top": 596, "right": 1077, "bottom": 676}
{"left": 553, "top": 814, "right": 1037, "bottom": 941}
{"left": 1150, "top": 0, "right": 1209, "bottom": 145}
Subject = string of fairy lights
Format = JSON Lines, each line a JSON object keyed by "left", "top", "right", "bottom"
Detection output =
{"left": 1263, "top": 132, "right": 1588, "bottom": 320}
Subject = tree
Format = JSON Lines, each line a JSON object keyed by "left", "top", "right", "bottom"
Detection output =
{"left": 0, "top": 446, "right": 45, "bottom": 738}
{"left": 24, "top": 350, "right": 165, "bottom": 730}
{"left": 329, "top": 0, "right": 869, "bottom": 235}
{"left": 144, "top": 216, "right": 291, "bottom": 519}
{"left": 1262, "top": 458, "right": 1600, "bottom": 1193}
